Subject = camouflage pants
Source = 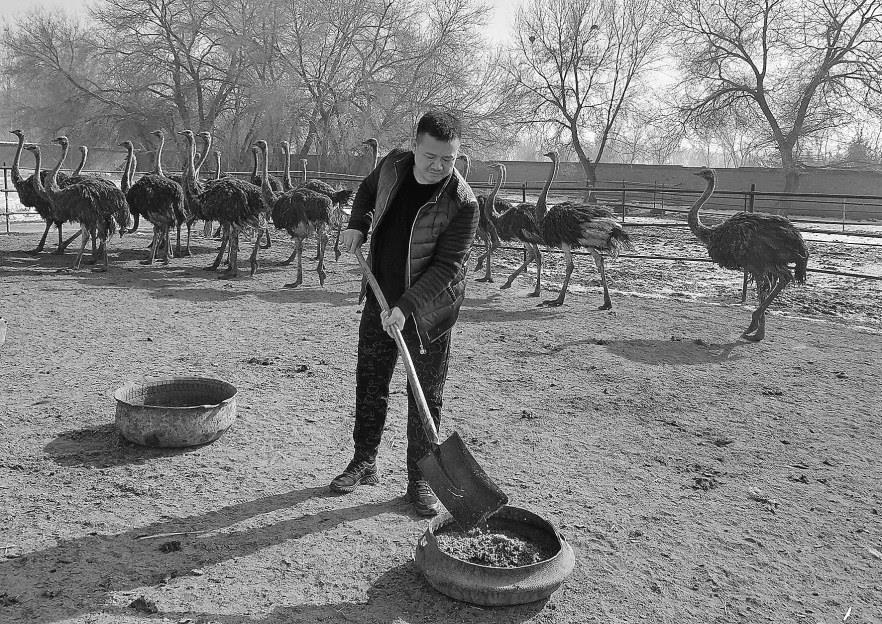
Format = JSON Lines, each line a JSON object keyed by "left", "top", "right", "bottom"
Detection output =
{"left": 352, "top": 294, "right": 451, "bottom": 481}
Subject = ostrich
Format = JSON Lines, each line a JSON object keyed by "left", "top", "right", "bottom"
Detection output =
{"left": 281, "top": 140, "right": 295, "bottom": 191}
{"left": 295, "top": 156, "right": 354, "bottom": 261}
{"left": 256, "top": 141, "right": 332, "bottom": 288}
{"left": 688, "top": 168, "right": 809, "bottom": 342}
{"left": 537, "top": 151, "right": 633, "bottom": 309}
{"left": 121, "top": 135, "right": 185, "bottom": 265}
{"left": 24, "top": 142, "right": 130, "bottom": 272}
{"left": 250, "top": 145, "right": 284, "bottom": 192}
{"left": 9, "top": 130, "right": 79, "bottom": 254}
{"left": 477, "top": 164, "right": 545, "bottom": 296}
{"left": 362, "top": 138, "right": 379, "bottom": 170}
{"left": 177, "top": 129, "right": 266, "bottom": 277}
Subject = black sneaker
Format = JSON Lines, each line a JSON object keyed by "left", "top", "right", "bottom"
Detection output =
{"left": 329, "top": 459, "right": 378, "bottom": 493}
{"left": 406, "top": 480, "right": 441, "bottom": 517}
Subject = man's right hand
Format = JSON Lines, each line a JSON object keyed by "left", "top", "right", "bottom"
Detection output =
{"left": 342, "top": 229, "right": 365, "bottom": 255}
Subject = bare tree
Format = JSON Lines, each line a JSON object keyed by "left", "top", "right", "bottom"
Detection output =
{"left": 670, "top": 0, "right": 882, "bottom": 193}
{"left": 504, "top": 0, "right": 667, "bottom": 197}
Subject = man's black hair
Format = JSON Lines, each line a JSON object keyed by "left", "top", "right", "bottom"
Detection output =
{"left": 416, "top": 110, "right": 463, "bottom": 143}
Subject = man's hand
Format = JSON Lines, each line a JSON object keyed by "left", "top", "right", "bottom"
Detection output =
{"left": 380, "top": 307, "right": 406, "bottom": 337}
{"left": 342, "top": 229, "right": 365, "bottom": 255}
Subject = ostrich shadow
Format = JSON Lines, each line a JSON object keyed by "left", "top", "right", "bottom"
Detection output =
{"left": 602, "top": 338, "right": 747, "bottom": 365}
{"left": 126, "top": 560, "right": 547, "bottom": 624}
{"left": 0, "top": 487, "right": 411, "bottom": 624}
{"left": 459, "top": 293, "right": 561, "bottom": 324}
{"left": 44, "top": 423, "right": 195, "bottom": 468}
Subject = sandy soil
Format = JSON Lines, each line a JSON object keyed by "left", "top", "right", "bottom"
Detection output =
{"left": 1, "top": 223, "right": 880, "bottom": 624}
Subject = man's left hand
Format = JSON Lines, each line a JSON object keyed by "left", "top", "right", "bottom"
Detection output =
{"left": 381, "top": 307, "right": 406, "bottom": 337}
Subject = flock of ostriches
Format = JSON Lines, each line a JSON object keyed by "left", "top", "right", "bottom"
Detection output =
{"left": 9, "top": 130, "right": 809, "bottom": 342}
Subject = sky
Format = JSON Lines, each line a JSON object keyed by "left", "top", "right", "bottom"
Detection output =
{"left": 0, "top": 0, "right": 525, "bottom": 42}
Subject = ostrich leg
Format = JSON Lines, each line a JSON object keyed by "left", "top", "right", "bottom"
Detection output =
{"left": 141, "top": 227, "right": 161, "bottom": 265}
{"left": 740, "top": 270, "right": 749, "bottom": 303}
{"left": 539, "top": 244, "right": 574, "bottom": 307}
{"left": 592, "top": 248, "right": 613, "bottom": 310}
{"left": 475, "top": 227, "right": 500, "bottom": 283}
{"left": 220, "top": 227, "right": 240, "bottom": 278}
{"left": 249, "top": 218, "right": 267, "bottom": 276}
{"left": 162, "top": 228, "right": 172, "bottom": 264}
{"left": 72, "top": 224, "right": 89, "bottom": 270}
{"left": 283, "top": 238, "right": 304, "bottom": 288}
{"left": 474, "top": 233, "right": 488, "bottom": 270}
{"left": 206, "top": 226, "right": 229, "bottom": 270}
{"left": 202, "top": 220, "right": 213, "bottom": 237}
{"left": 57, "top": 227, "right": 82, "bottom": 253}
{"left": 316, "top": 229, "right": 328, "bottom": 286}
{"left": 333, "top": 218, "right": 343, "bottom": 261}
{"left": 281, "top": 241, "right": 298, "bottom": 266}
{"left": 28, "top": 221, "right": 53, "bottom": 254}
{"left": 501, "top": 243, "right": 541, "bottom": 296}
{"left": 742, "top": 275, "right": 791, "bottom": 342}
{"left": 92, "top": 237, "right": 109, "bottom": 273}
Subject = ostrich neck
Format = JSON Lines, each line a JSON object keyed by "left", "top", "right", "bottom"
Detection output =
{"left": 251, "top": 149, "right": 259, "bottom": 179}
{"left": 196, "top": 136, "right": 211, "bottom": 174}
{"left": 11, "top": 133, "right": 24, "bottom": 183}
{"left": 121, "top": 146, "right": 133, "bottom": 193}
{"left": 687, "top": 178, "right": 717, "bottom": 244}
{"left": 214, "top": 153, "right": 221, "bottom": 180}
{"left": 154, "top": 135, "right": 165, "bottom": 176}
{"left": 31, "top": 150, "right": 43, "bottom": 193}
{"left": 484, "top": 170, "right": 505, "bottom": 223}
{"left": 49, "top": 143, "right": 69, "bottom": 191}
{"left": 372, "top": 145, "right": 378, "bottom": 170}
{"left": 260, "top": 145, "right": 277, "bottom": 206}
{"left": 301, "top": 160, "right": 308, "bottom": 183}
{"left": 535, "top": 157, "right": 558, "bottom": 222}
{"left": 73, "top": 148, "right": 87, "bottom": 176}
{"left": 460, "top": 156, "right": 470, "bottom": 180}
{"left": 282, "top": 145, "right": 291, "bottom": 188}
{"left": 129, "top": 153, "right": 137, "bottom": 189}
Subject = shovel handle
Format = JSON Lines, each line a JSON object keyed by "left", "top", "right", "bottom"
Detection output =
{"left": 355, "top": 248, "right": 441, "bottom": 446}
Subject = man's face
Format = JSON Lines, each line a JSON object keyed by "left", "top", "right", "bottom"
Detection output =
{"left": 413, "top": 133, "right": 460, "bottom": 184}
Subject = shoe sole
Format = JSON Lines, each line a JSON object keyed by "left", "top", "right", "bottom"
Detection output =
{"left": 329, "top": 473, "right": 379, "bottom": 493}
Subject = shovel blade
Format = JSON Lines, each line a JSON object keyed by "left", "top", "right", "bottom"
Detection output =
{"left": 418, "top": 431, "right": 508, "bottom": 529}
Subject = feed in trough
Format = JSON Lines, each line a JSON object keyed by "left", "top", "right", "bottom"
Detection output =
{"left": 435, "top": 527, "right": 550, "bottom": 567}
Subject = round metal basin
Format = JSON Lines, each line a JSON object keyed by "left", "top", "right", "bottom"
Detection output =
{"left": 114, "top": 377, "right": 237, "bottom": 448}
{"left": 414, "top": 505, "right": 576, "bottom": 606}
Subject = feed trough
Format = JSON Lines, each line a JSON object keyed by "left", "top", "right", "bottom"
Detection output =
{"left": 413, "top": 505, "right": 576, "bottom": 606}
{"left": 114, "top": 377, "right": 237, "bottom": 448}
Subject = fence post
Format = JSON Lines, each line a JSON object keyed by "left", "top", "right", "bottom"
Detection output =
{"left": 3, "top": 164, "right": 9, "bottom": 235}
{"left": 521, "top": 181, "right": 526, "bottom": 203}
{"left": 748, "top": 183, "right": 755, "bottom": 213}
{"left": 652, "top": 181, "right": 657, "bottom": 212}
{"left": 621, "top": 179, "right": 626, "bottom": 223}
{"left": 841, "top": 198, "right": 846, "bottom": 232}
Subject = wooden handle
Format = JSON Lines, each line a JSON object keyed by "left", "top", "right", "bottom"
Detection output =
{"left": 355, "top": 248, "right": 440, "bottom": 445}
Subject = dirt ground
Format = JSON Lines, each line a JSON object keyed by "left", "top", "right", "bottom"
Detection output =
{"left": 1, "top": 223, "right": 880, "bottom": 624}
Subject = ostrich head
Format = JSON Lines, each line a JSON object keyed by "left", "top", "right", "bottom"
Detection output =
{"left": 23, "top": 144, "right": 39, "bottom": 156}
{"left": 79, "top": 146, "right": 87, "bottom": 157}
{"left": 177, "top": 129, "right": 194, "bottom": 142}
{"left": 150, "top": 129, "right": 164, "bottom": 139}
{"left": 281, "top": 140, "right": 290, "bottom": 151}
{"left": 10, "top": 129, "right": 23, "bottom": 139}
{"left": 255, "top": 139, "right": 268, "bottom": 154}
{"left": 694, "top": 168, "right": 715, "bottom": 181}
{"left": 543, "top": 150, "right": 559, "bottom": 161}
{"left": 53, "top": 136, "right": 70, "bottom": 148}
{"left": 362, "top": 138, "right": 378, "bottom": 149}
{"left": 198, "top": 131, "right": 211, "bottom": 140}
{"left": 119, "top": 140, "right": 134, "bottom": 150}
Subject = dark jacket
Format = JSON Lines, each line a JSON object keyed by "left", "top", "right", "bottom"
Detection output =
{"left": 348, "top": 148, "right": 479, "bottom": 351}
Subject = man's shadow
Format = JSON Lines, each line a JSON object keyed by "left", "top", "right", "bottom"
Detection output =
{"left": 0, "top": 486, "right": 411, "bottom": 624}
{"left": 97, "top": 560, "right": 548, "bottom": 624}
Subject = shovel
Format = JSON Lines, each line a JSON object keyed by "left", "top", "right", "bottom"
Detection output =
{"left": 355, "top": 248, "right": 508, "bottom": 528}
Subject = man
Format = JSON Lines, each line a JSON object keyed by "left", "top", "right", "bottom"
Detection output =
{"left": 330, "top": 110, "right": 479, "bottom": 516}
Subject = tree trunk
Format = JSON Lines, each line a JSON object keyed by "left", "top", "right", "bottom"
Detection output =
{"left": 778, "top": 144, "right": 800, "bottom": 216}
{"left": 571, "top": 129, "right": 598, "bottom": 204}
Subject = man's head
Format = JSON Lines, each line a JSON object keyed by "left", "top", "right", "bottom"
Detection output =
{"left": 413, "top": 110, "right": 462, "bottom": 184}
